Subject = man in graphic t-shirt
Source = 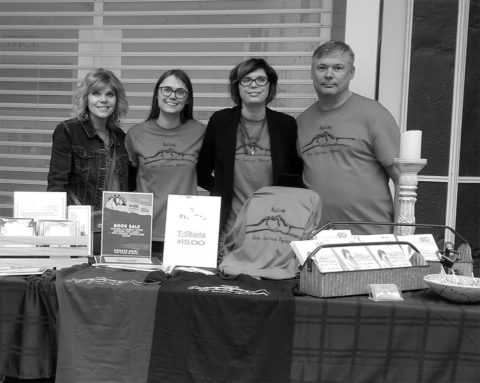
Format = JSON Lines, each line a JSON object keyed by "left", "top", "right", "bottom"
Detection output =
{"left": 296, "top": 40, "right": 400, "bottom": 234}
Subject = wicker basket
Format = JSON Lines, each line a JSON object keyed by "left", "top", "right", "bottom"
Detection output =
{"left": 301, "top": 222, "right": 473, "bottom": 297}
{"left": 300, "top": 250, "right": 429, "bottom": 298}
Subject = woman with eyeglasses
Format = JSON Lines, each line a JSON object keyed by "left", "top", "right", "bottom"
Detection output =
{"left": 196, "top": 58, "right": 303, "bottom": 257}
{"left": 125, "top": 69, "right": 205, "bottom": 255}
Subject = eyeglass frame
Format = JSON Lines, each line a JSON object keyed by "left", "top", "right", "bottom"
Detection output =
{"left": 239, "top": 76, "right": 270, "bottom": 87}
{"left": 158, "top": 86, "right": 189, "bottom": 99}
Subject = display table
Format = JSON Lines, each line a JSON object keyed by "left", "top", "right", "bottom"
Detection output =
{"left": 291, "top": 292, "right": 479, "bottom": 383}
{"left": 1, "top": 264, "right": 479, "bottom": 383}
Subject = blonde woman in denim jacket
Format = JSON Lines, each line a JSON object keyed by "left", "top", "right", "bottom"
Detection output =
{"left": 47, "top": 68, "right": 135, "bottom": 213}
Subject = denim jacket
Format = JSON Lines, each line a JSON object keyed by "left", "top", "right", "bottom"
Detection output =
{"left": 47, "top": 118, "right": 135, "bottom": 210}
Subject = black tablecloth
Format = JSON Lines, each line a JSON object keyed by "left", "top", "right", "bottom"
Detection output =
{"left": 0, "top": 271, "right": 57, "bottom": 380}
{"left": 1, "top": 266, "right": 479, "bottom": 383}
{"left": 148, "top": 271, "right": 296, "bottom": 383}
{"left": 54, "top": 264, "right": 165, "bottom": 383}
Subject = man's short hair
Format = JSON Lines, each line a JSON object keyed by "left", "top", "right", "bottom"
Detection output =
{"left": 312, "top": 40, "right": 355, "bottom": 65}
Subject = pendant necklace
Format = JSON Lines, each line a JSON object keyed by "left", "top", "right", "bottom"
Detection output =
{"left": 239, "top": 117, "right": 266, "bottom": 156}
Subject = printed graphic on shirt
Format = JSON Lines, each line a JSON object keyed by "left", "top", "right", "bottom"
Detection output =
{"left": 188, "top": 285, "right": 270, "bottom": 296}
{"left": 145, "top": 148, "right": 196, "bottom": 165}
{"left": 235, "top": 142, "right": 271, "bottom": 157}
{"left": 245, "top": 213, "right": 304, "bottom": 240}
{"left": 65, "top": 277, "right": 144, "bottom": 286}
{"left": 301, "top": 126, "right": 355, "bottom": 154}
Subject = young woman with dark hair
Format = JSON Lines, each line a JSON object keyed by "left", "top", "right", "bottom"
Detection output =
{"left": 125, "top": 69, "right": 205, "bottom": 255}
{"left": 196, "top": 58, "right": 303, "bottom": 257}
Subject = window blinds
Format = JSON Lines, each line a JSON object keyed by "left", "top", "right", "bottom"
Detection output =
{"left": 0, "top": 0, "right": 345, "bottom": 214}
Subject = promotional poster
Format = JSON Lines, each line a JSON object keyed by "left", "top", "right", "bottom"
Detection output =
{"left": 101, "top": 191, "right": 153, "bottom": 263}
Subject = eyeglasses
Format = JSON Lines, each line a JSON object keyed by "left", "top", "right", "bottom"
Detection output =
{"left": 239, "top": 76, "right": 269, "bottom": 87}
{"left": 159, "top": 86, "right": 188, "bottom": 100}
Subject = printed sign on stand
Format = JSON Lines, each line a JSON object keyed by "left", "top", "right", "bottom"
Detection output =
{"left": 100, "top": 191, "right": 153, "bottom": 263}
{"left": 163, "top": 195, "right": 221, "bottom": 268}
{"left": 14, "top": 191, "right": 67, "bottom": 220}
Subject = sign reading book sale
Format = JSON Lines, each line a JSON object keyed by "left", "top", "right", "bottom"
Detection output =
{"left": 101, "top": 191, "right": 153, "bottom": 263}
{"left": 163, "top": 195, "right": 221, "bottom": 268}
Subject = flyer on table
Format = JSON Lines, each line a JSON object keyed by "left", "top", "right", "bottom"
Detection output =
{"left": 101, "top": 191, "right": 153, "bottom": 263}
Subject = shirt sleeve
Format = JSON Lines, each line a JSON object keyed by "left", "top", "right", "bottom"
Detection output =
{"left": 371, "top": 104, "right": 400, "bottom": 168}
{"left": 196, "top": 114, "right": 216, "bottom": 192}
{"left": 47, "top": 122, "right": 73, "bottom": 192}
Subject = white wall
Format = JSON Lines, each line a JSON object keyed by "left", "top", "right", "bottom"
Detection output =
{"left": 345, "top": 0, "right": 381, "bottom": 100}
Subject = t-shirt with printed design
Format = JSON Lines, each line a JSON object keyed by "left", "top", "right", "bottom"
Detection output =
{"left": 220, "top": 119, "right": 273, "bottom": 243}
{"left": 125, "top": 119, "right": 206, "bottom": 240}
{"left": 296, "top": 93, "right": 400, "bottom": 234}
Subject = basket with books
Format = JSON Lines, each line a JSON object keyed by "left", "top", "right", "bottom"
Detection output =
{"left": 294, "top": 221, "right": 473, "bottom": 298}
{"left": 297, "top": 241, "right": 429, "bottom": 298}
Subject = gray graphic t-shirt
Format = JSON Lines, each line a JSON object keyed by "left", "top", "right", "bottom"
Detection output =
{"left": 296, "top": 93, "right": 399, "bottom": 234}
{"left": 220, "top": 186, "right": 322, "bottom": 279}
{"left": 221, "top": 118, "right": 273, "bottom": 242}
{"left": 125, "top": 119, "right": 206, "bottom": 240}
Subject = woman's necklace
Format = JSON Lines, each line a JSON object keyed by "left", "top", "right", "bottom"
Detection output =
{"left": 239, "top": 117, "right": 266, "bottom": 156}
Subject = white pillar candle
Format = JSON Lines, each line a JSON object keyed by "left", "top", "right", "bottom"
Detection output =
{"left": 399, "top": 130, "right": 422, "bottom": 160}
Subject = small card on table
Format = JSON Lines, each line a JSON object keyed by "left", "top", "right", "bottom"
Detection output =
{"left": 369, "top": 284, "right": 404, "bottom": 301}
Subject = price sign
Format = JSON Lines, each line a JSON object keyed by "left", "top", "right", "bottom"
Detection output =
{"left": 163, "top": 195, "right": 221, "bottom": 268}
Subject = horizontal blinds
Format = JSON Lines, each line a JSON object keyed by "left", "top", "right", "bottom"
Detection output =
{"left": 0, "top": 0, "right": 345, "bottom": 214}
